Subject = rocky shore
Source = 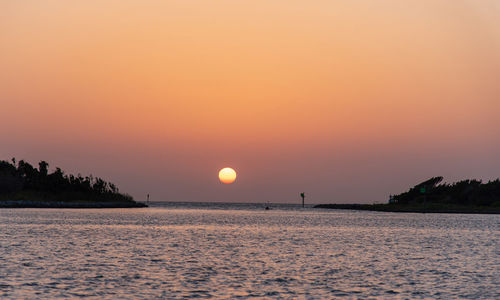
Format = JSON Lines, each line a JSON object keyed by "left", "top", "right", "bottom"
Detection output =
{"left": 0, "top": 200, "right": 147, "bottom": 208}
{"left": 313, "top": 203, "right": 500, "bottom": 214}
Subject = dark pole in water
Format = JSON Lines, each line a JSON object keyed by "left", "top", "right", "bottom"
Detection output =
{"left": 147, "top": 194, "right": 150, "bottom": 205}
{"left": 300, "top": 192, "right": 305, "bottom": 208}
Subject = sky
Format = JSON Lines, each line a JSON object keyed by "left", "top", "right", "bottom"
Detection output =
{"left": 1, "top": 0, "right": 499, "bottom": 204}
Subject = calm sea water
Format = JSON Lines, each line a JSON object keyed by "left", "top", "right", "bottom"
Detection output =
{"left": 0, "top": 202, "right": 498, "bottom": 299}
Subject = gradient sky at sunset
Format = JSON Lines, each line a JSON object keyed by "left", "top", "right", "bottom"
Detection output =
{"left": 1, "top": 1, "right": 499, "bottom": 203}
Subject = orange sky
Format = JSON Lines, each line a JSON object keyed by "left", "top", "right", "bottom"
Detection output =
{"left": 1, "top": 1, "right": 499, "bottom": 203}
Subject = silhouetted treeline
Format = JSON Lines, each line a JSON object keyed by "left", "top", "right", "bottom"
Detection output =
{"left": 0, "top": 158, "right": 136, "bottom": 203}
{"left": 315, "top": 176, "right": 500, "bottom": 213}
{"left": 391, "top": 176, "right": 500, "bottom": 207}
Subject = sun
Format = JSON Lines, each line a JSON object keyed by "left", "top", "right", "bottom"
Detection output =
{"left": 218, "top": 167, "right": 237, "bottom": 184}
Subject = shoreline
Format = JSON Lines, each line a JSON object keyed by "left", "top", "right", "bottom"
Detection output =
{"left": 313, "top": 204, "right": 500, "bottom": 214}
{"left": 0, "top": 200, "right": 147, "bottom": 208}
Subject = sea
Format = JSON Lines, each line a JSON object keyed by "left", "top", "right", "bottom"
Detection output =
{"left": 0, "top": 202, "right": 498, "bottom": 299}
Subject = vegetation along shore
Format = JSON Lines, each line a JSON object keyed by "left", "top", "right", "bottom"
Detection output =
{"left": 0, "top": 159, "right": 146, "bottom": 208}
{"left": 315, "top": 177, "right": 500, "bottom": 214}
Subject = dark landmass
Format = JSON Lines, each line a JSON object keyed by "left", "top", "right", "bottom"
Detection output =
{"left": 315, "top": 176, "right": 500, "bottom": 214}
{"left": 0, "top": 159, "right": 146, "bottom": 208}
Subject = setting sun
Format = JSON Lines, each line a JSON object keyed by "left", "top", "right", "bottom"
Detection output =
{"left": 219, "top": 167, "right": 237, "bottom": 184}
{"left": 1, "top": 1, "right": 498, "bottom": 298}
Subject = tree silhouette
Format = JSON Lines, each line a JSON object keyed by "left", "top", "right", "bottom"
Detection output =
{"left": 392, "top": 176, "right": 500, "bottom": 207}
{"left": 0, "top": 158, "right": 136, "bottom": 204}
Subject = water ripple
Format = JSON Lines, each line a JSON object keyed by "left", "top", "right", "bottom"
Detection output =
{"left": 0, "top": 206, "right": 498, "bottom": 299}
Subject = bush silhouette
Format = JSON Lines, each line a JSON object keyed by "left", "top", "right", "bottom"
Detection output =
{"left": 0, "top": 158, "right": 134, "bottom": 203}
